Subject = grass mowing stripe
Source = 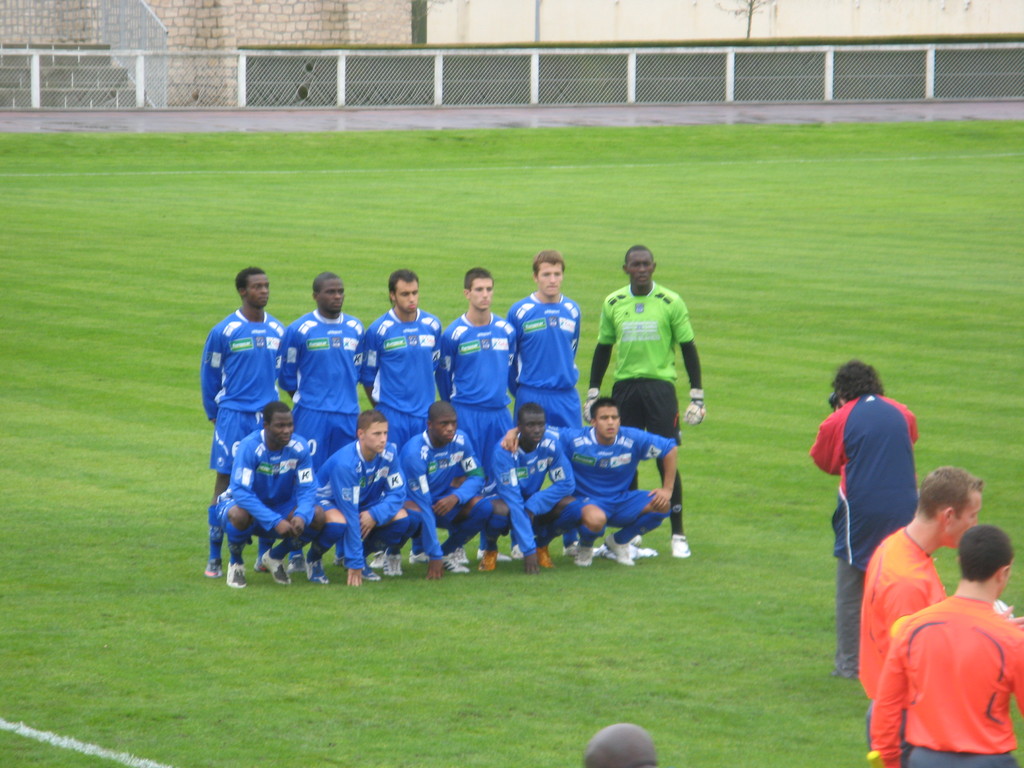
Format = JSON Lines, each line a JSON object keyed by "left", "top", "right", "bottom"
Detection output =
{"left": 0, "top": 718, "right": 177, "bottom": 768}
{"left": 2, "top": 150, "right": 1021, "bottom": 179}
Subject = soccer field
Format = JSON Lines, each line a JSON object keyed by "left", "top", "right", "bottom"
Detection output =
{"left": 1, "top": 121, "right": 1022, "bottom": 768}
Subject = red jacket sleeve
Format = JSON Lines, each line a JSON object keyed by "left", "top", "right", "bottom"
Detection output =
{"left": 810, "top": 407, "right": 850, "bottom": 476}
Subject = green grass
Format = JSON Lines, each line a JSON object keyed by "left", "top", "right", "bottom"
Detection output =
{"left": 1, "top": 121, "right": 1022, "bottom": 768}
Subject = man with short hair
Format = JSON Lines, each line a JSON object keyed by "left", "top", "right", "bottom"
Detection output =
{"left": 216, "top": 401, "right": 322, "bottom": 589}
{"left": 584, "top": 723, "right": 659, "bottom": 768}
{"left": 860, "top": 466, "right": 985, "bottom": 703}
{"left": 871, "top": 525, "right": 1024, "bottom": 768}
{"left": 437, "top": 267, "right": 517, "bottom": 480}
{"left": 560, "top": 397, "right": 678, "bottom": 567}
{"left": 313, "top": 409, "right": 414, "bottom": 586}
{"left": 587, "top": 245, "right": 702, "bottom": 559}
{"left": 399, "top": 401, "right": 491, "bottom": 576}
{"left": 481, "top": 402, "right": 574, "bottom": 574}
{"left": 201, "top": 267, "right": 285, "bottom": 579}
{"left": 507, "top": 250, "right": 582, "bottom": 428}
{"left": 810, "top": 359, "right": 919, "bottom": 680}
{"left": 361, "top": 269, "right": 443, "bottom": 451}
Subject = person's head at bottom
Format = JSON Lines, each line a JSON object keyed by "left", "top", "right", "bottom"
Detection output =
{"left": 584, "top": 723, "right": 658, "bottom": 768}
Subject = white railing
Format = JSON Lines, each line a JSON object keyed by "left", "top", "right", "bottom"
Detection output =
{"left": 1, "top": 42, "right": 1022, "bottom": 110}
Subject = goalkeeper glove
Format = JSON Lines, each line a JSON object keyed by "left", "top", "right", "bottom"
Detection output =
{"left": 683, "top": 388, "right": 705, "bottom": 426}
{"left": 583, "top": 388, "right": 600, "bottom": 422}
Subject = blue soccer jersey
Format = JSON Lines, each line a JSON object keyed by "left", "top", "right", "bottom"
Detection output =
{"left": 559, "top": 426, "right": 676, "bottom": 498}
{"left": 400, "top": 429, "right": 486, "bottom": 559}
{"left": 361, "top": 308, "right": 442, "bottom": 417}
{"left": 437, "top": 314, "right": 517, "bottom": 408}
{"left": 507, "top": 293, "right": 581, "bottom": 391}
{"left": 317, "top": 440, "right": 407, "bottom": 570}
{"left": 490, "top": 428, "right": 575, "bottom": 557}
{"left": 201, "top": 310, "right": 285, "bottom": 420}
{"left": 223, "top": 428, "right": 317, "bottom": 530}
{"left": 279, "top": 310, "right": 364, "bottom": 415}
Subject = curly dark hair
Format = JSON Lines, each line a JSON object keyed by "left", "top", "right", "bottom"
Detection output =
{"left": 832, "top": 360, "right": 883, "bottom": 401}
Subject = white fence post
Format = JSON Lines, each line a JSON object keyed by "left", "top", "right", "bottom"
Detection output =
{"left": 824, "top": 47, "right": 834, "bottom": 101}
{"left": 725, "top": 49, "right": 735, "bottom": 102}
{"left": 337, "top": 53, "right": 346, "bottom": 107}
{"left": 627, "top": 51, "right": 637, "bottom": 104}
{"left": 530, "top": 52, "right": 540, "bottom": 105}
{"left": 925, "top": 46, "right": 936, "bottom": 99}
{"left": 237, "top": 53, "right": 247, "bottom": 107}
{"left": 135, "top": 54, "right": 146, "bottom": 107}
{"left": 30, "top": 53, "right": 41, "bottom": 108}
{"left": 434, "top": 53, "right": 444, "bottom": 106}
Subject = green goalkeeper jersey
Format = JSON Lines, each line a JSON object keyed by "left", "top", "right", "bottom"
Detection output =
{"left": 597, "top": 282, "right": 694, "bottom": 383}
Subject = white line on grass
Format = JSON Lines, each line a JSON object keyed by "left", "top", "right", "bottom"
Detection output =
{"left": 0, "top": 152, "right": 1021, "bottom": 179}
{"left": 0, "top": 717, "right": 178, "bottom": 768}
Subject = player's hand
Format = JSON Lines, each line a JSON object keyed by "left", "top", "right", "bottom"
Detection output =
{"left": 290, "top": 517, "right": 306, "bottom": 537}
{"left": 433, "top": 494, "right": 459, "bottom": 516}
{"left": 647, "top": 488, "right": 671, "bottom": 512}
{"left": 426, "top": 559, "right": 444, "bottom": 580}
{"left": 499, "top": 427, "right": 519, "bottom": 452}
{"left": 359, "top": 510, "right": 376, "bottom": 538}
{"left": 347, "top": 568, "right": 363, "bottom": 587}
{"left": 683, "top": 388, "right": 705, "bottom": 425}
{"left": 583, "top": 388, "right": 600, "bottom": 421}
{"left": 274, "top": 519, "right": 293, "bottom": 537}
{"left": 523, "top": 553, "right": 539, "bottom": 575}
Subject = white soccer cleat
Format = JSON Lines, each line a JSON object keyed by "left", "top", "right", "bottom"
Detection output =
{"left": 510, "top": 544, "right": 524, "bottom": 560}
{"left": 383, "top": 554, "right": 403, "bottom": 577}
{"left": 574, "top": 545, "right": 594, "bottom": 567}
{"left": 604, "top": 535, "right": 636, "bottom": 566}
{"left": 595, "top": 544, "right": 614, "bottom": 561}
{"left": 226, "top": 562, "right": 247, "bottom": 589}
{"left": 408, "top": 551, "right": 430, "bottom": 564}
{"left": 671, "top": 534, "right": 691, "bottom": 559}
{"left": 452, "top": 547, "right": 469, "bottom": 565}
{"left": 286, "top": 552, "right": 306, "bottom": 574}
{"left": 563, "top": 542, "right": 579, "bottom": 558}
{"left": 442, "top": 553, "right": 471, "bottom": 574}
{"left": 632, "top": 544, "right": 659, "bottom": 559}
{"left": 259, "top": 551, "right": 291, "bottom": 585}
{"left": 368, "top": 551, "right": 387, "bottom": 569}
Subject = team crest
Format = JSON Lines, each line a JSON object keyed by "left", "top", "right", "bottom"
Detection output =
{"left": 634, "top": 304, "right": 645, "bottom": 314}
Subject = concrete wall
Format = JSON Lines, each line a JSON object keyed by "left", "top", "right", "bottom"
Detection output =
{"left": 426, "top": 0, "right": 1024, "bottom": 45}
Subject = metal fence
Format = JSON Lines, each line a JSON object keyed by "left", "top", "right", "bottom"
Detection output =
{"left": 2, "top": 42, "right": 1022, "bottom": 109}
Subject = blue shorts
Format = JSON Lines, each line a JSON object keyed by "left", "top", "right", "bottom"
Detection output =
{"left": 216, "top": 495, "right": 297, "bottom": 540}
{"left": 451, "top": 402, "right": 513, "bottom": 478}
{"left": 566, "top": 490, "right": 652, "bottom": 527}
{"left": 210, "top": 408, "right": 261, "bottom": 472}
{"left": 292, "top": 405, "right": 357, "bottom": 470}
{"left": 378, "top": 403, "right": 428, "bottom": 452}
{"left": 514, "top": 385, "right": 582, "bottom": 430}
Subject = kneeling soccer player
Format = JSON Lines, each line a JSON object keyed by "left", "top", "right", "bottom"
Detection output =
{"left": 217, "top": 401, "right": 327, "bottom": 588}
{"left": 560, "top": 397, "right": 678, "bottom": 567}
{"left": 313, "top": 409, "right": 414, "bottom": 587}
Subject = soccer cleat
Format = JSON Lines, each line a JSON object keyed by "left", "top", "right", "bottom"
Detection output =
{"left": 286, "top": 552, "right": 306, "bottom": 574}
{"left": 360, "top": 566, "right": 382, "bottom": 582}
{"left": 510, "top": 544, "right": 524, "bottom": 560}
{"left": 595, "top": 544, "right": 614, "bottom": 561}
{"left": 442, "top": 553, "right": 471, "bottom": 573}
{"left": 383, "top": 554, "right": 403, "bottom": 577}
{"left": 671, "top": 534, "right": 692, "bottom": 559}
{"left": 574, "top": 546, "right": 594, "bottom": 567}
{"left": 204, "top": 558, "right": 223, "bottom": 578}
{"left": 536, "top": 546, "right": 555, "bottom": 569}
{"left": 368, "top": 551, "right": 386, "bottom": 569}
{"left": 563, "top": 542, "right": 579, "bottom": 558}
{"left": 478, "top": 549, "right": 511, "bottom": 562}
{"left": 478, "top": 550, "right": 498, "bottom": 572}
{"left": 259, "top": 552, "right": 291, "bottom": 585}
{"left": 633, "top": 543, "right": 659, "bottom": 559}
{"left": 453, "top": 547, "right": 469, "bottom": 565}
{"left": 226, "top": 562, "right": 247, "bottom": 588}
{"left": 254, "top": 560, "right": 269, "bottom": 573}
{"left": 305, "top": 559, "right": 329, "bottom": 585}
{"left": 604, "top": 535, "right": 636, "bottom": 566}
{"left": 408, "top": 551, "right": 430, "bottom": 564}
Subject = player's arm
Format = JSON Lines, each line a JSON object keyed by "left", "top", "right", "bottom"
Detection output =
{"left": 869, "top": 632, "right": 912, "bottom": 768}
{"left": 365, "top": 462, "right": 407, "bottom": 525}
{"left": 492, "top": 448, "right": 538, "bottom": 570}
{"left": 809, "top": 411, "right": 847, "bottom": 475}
{"left": 680, "top": 341, "right": 706, "bottom": 425}
{"left": 289, "top": 445, "right": 318, "bottom": 534}
{"left": 358, "top": 329, "right": 380, "bottom": 406}
{"left": 323, "top": 459, "right": 368, "bottom": 572}
{"left": 586, "top": 343, "right": 614, "bottom": 419}
{"left": 278, "top": 325, "right": 300, "bottom": 398}
{"left": 525, "top": 448, "right": 575, "bottom": 518}
{"left": 229, "top": 450, "right": 285, "bottom": 531}
{"left": 200, "top": 330, "right": 224, "bottom": 421}
{"left": 435, "top": 334, "right": 455, "bottom": 402}
{"left": 400, "top": 448, "right": 444, "bottom": 560}
{"left": 506, "top": 326, "right": 519, "bottom": 397}
{"left": 646, "top": 445, "right": 677, "bottom": 512}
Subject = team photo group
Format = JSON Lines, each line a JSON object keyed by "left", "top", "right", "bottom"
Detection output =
{"left": 200, "top": 247, "right": 705, "bottom": 589}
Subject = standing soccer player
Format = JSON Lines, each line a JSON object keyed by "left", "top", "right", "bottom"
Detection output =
{"left": 200, "top": 267, "right": 285, "bottom": 579}
{"left": 437, "top": 267, "right": 516, "bottom": 480}
{"left": 587, "top": 245, "right": 703, "bottom": 559}
{"left": 361, "top": 269, "right": 443, "bottom": 451}
{"left": 809, "top": 359, "right": 918, "bottom": 680}
{"left": 507, "top": 250, "right": 582, "bottom": 428}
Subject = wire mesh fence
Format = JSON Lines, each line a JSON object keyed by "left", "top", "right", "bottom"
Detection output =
{"left": 1, "top": 43, "right": 1022, "bottom": 110}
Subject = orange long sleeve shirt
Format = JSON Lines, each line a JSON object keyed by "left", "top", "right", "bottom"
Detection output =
{"left": 871, "top": 596, "right": 1024, "bottom": 768}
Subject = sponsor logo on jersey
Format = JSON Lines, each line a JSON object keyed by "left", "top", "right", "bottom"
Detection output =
{"left": 298, "top": 468, "right": 313, "bottom": 483}
{"left": 550, "top": 466, "right": 566, "bottom": 482}
{"left": 609, "top": 454, "right": 632, "bottom": 468}
{"left": 523, "top": 318, "right": 547, "bottom": 334}
{"left": 419, "top": 335, "right": 435, "bottom": 348}
{"left": 458, "top": 340, "right": 481, "bottom": 355}
{"left": 427, "top": 460, "right": 439, "bottom": 474}
{"left": 375, "top": 467, "right": 390, "bottom": 482}
{"left": 342, "top": 487, "right": 353, "bottom": 501}
{"left": 231, "top": 338, "right": 254, "bottom": 352}
{"left": 407, "top": 334, "right": 419, "bottom": 346}
{"left": 516, "top": 467, "right": 530, "bottom": 480}
{"left": 644, "top": 445, "right": 664, "bottom": 459}
{"left": 461, "top": 456, "right": 478, "bottom": 472}
{"left": 257, "top": 461, "right": 275, "bottom": 475}
{"left": 384, "top": 337, "right": 407, "bottom": 351}
{"left": 547, "top": 316, "right": 559, "bottom": 328}
{"left": 267, "top": 337, "right": 280, "bottom": 350}
{"left": 492, "top": 338, "right": 509, "bottom": 351}
{"left": 254, "top": 336, "right": 266, "bottom": 348}
{"left": 634, "top": 303, "right": 645, "bottom": 314}
{"left": 240, "top": 468, "right": 253, "bottom": 486}
{"left": 501, "top": 470, "right": 519, "bottom": 487}
{"left": 343, "top": 337, "right": 359, "bottom": 351}
{"left": 387, "top": 473, "right": 404, "bottom": 489}
{"left": 307, "top": 338, "right": 330, "bottom": 351}
{"left": 572, "top": 453, "right": 596, "bottom": 466}
{"left": 620, "top": 320, "right": 660, "bottom": 343}
{"left": 558, "top": 317, "right": 576, "bottom": 333}
{"left": 418, "top": 475, "right": 430, "bottom": 494}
